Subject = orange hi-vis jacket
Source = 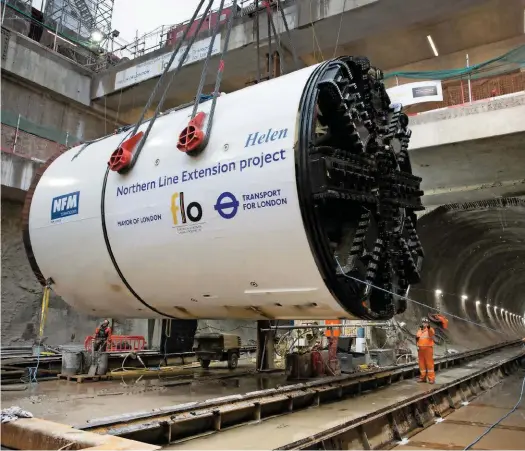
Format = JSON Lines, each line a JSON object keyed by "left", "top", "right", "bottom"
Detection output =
{"left": 435, "top": 314, "right": 449, "bottom": 330}
{"left": 416, "top": 326, "right": 435, "bottom": 347}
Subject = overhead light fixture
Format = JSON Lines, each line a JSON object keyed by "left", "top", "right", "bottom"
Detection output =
{"left": 461, "top": 295, "right": 468, "bottom": 301}
{"left": 487, "top": 304, "right": 490, "bottom": 307}
{"left": 475, "top": 300, "right": 481, "bottom": 306}
{"left": 91, "top": 30, "right": 104, "bottom": 43}
{"left": 435, "top": 289, "right": 442, "bottom": 295}
{"left": 427, "top": 35, "right": 439, "bottom": 57}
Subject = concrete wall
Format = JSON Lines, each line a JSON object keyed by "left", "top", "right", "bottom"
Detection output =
{"left": 1, "top": 151, "right": 42, "bottom": 203}
{"left": 1, "top": 126, "right": 65, "bottom": 162}
{"left": 1, "top": 76, "right": 118, "bottom": 156}
{"left": 1, "top": 27, "right": 92, "bottom": 106}
{"left": 91, "top": 0, "right": 483, "bottom": 106}
{"left": 409, "top": 92, "right": 525, "bottom": 149}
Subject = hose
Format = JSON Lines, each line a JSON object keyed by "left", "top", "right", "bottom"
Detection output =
{"left": 463, "top": 373, "right": 525, "bottom": 450}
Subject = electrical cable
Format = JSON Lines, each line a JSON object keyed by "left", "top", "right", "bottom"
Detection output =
{"left": 463, "top": 373, "right": 525, "bottom": 450}
{"left": 335, "top": 258, "right": 507, "bottom": 336}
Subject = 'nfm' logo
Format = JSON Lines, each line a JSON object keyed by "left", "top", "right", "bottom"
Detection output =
{"left": 170, "top": 192, "right": 203, "bottom": 234}
{"left": 51, "top": 191, "right": 80, "bottom": 221}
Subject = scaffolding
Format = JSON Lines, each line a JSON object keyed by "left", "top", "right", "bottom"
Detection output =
{"left": 43, "top": 0, "right": 114, "bottom": 41}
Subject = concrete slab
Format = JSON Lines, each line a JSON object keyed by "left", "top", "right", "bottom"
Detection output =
{"left": 446, "top": 405, "right": 525, "bottom": 428}
{"left": 405, "top": 423, "right": 525, "bottom": 450}
{"left": 393, "top": 372, "right": 525, "bottom": 451}
{"left": 409, "top": 93, "right": 525, "bottom": 149}
{"left": 470, "top": 373, "right": 525, "bottom": 411}
{"left": 0, "top": 360, "right": 287, "bottom": 427}
{"left": 0, "top": 417, "right": 160, "bottom": 450}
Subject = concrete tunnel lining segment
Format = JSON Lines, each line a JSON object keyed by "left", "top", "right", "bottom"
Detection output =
{"left": 402, "top": 197, "right": 525, "bottom": 351}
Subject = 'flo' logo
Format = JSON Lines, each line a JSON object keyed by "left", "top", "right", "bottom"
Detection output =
{"left": 51, "top": 191, "right": 80, "bottom": 221}
{"left": 170, "top": 192, "right": 203, "bottom": 232}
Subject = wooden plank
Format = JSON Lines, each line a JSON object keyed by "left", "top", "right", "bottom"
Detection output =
{"left": 58, "top": 373, "right": 111, "bottom": 383}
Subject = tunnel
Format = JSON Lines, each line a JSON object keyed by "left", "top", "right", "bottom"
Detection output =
{"left": 398, "top": 197, "right": 525, "bottom": 351}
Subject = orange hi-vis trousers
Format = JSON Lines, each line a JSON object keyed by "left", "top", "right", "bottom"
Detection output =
{"left": 418, "top": 346, "right": 435, "bottom": 382}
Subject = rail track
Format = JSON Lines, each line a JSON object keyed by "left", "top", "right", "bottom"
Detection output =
{"left": 76, "top": 340, "right": 524, "bottom": 447}
{"left": 1, "top": 340, "right": 523, "bottom": 450}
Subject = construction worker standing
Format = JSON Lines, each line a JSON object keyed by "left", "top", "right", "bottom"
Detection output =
{"left": 93, "top": 319, "right": 111, "bottom": 352}
{"left": 416, "top": 317, "right": 435, "bottom": 384}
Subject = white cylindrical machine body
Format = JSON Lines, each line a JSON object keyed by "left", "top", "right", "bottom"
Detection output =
{"left": 26, "top": 64, "right": 356, "bottom": 320}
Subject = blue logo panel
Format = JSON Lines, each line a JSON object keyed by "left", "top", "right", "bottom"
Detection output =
{"left": 214, "top": 192, "right": 239, "bottom": 219}
{"left": 51, "top": 191, "right": 80, "bottom": 221}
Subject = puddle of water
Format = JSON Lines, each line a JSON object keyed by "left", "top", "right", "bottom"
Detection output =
{"left": 1, "top": 365, "right": 288, "bottom": 426}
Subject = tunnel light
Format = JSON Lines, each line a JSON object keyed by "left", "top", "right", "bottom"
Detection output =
{"left": 435, "top": 289, "right": 442, "bottom": 295}
{"left": 475, "top": 300, "right": 481, "bottom": 306}
{"left": 427, "top": 35, "right": 439, "bottom": 57}
{"left": 486, "top": 304, "right": 490, "bottom": 307}
{"left": 461, "top": 295, "right": 468, "bottom": 301}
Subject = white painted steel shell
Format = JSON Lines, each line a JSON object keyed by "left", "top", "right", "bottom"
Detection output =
{"left": 27, "top": 64, "right": 359, "bottom": 320}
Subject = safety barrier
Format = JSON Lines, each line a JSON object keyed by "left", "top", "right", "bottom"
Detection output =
{"left": 84, "top": 335, "right": 146, "bottom": 352}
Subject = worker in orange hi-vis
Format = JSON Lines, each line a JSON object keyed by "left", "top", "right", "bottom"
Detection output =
{"left": 93, "top": 319, "right": 112, "bottom": 352}
{"left": 434, "top": 313, "right": 449, "bottom": 330}
{"left": 416, "top": 317, "right": 436, "bottom": 384}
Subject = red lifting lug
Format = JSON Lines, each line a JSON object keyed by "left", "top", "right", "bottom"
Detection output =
{"left": 177, "top": 112, "right": 206, "bottom": 154}
{"left": 108, "top": 131, "right": 144, "bottom": 172}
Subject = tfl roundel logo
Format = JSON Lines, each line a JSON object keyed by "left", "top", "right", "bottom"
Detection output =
{"left": 214, "top": 192, "right": 239, "bottom": 219}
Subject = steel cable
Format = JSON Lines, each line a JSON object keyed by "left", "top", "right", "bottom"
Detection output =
{"left": 335, "top": 258, "right": 507, "bottom": 336}
{"left": 125, "top": 0, "right": 215, "bottom": 170}
{"left": 191, "top": 0, "right": 227, "bottom": 119}
{"left": 129, "top": 0, "right": 208, "bottom": 138}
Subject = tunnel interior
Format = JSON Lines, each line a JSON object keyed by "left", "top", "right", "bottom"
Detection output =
{"left": 399, "top": 197, "right": 525, "bottom": 351}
